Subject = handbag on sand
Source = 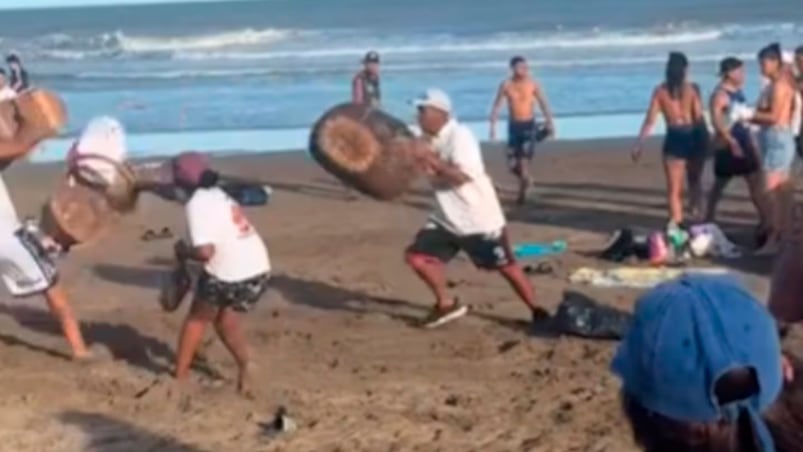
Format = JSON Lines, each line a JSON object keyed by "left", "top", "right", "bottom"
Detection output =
{"left": 309, "top": 103, "right": 426, "bottom": 200}
{"left": 552, "top": 291, "right": 633, "bottom": 340}
{"left": 159, "top": 261, "right": 191, "bottom": 313}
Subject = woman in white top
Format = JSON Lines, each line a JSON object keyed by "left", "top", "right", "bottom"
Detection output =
{"left": 171, "top": 152, "right": 270, "bottom": 395}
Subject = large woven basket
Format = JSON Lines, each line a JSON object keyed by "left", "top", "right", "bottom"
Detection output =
{"left": 0, "top": 101, "right": 19, "bottom": 140}
{"left": 67, "top": 153, "right": 140, "bottom": 212}
{"left": 16, "top": 89, "right": 67, "bottom": 138}
{"left": 40, "top": 175, "right": 121, "bottom": 249}
{"left": 309, "top": 103, "right": 423, "bottom": 200}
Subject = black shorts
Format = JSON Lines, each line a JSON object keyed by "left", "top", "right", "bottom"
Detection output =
{"left": 713, "top": 126, "right": 759, "bottom": 179}
{"left": 507, "top": 120, "right": 538, "bottom": 162}
{"left": 196, "top": 271, "right": 270, "bottom": 312}
{"left": 796, "top": 134, "right": 803, "bottom": 158}
{"left": 406, "top": 222, "right": 515, "bottom": 270}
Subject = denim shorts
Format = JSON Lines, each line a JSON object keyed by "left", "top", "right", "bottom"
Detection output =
{"left": 759, "top": 127, "right": 796, "bottom": 174}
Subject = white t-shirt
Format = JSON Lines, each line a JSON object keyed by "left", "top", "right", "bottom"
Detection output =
{"left": 428, "top": 119, "right": 506, "bottom": 235}
{"left": 69, "top": 116, "right": 128, "bottom": 187}
{"left": 0, "top": 87, "right": 17, "bottom": 102}
{"left": 186, "top": 187, "right": 270, "bottom": 282}
{"left": 0, "top": 176, "right": 21, "bottom": 234}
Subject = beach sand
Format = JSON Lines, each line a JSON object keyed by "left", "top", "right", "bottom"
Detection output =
{"left": 0, "top": 138, "right": 781, "bottom": 451}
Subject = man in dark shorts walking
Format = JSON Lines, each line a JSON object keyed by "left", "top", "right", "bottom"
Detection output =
{"left": 407, "top": 89, "right": 548, "bottom": 328}
{"left": 705, "top": 57, "right": 769, "bottom": 242}
{"left": 489, "top": 56, "right": 555, "bottom": 205}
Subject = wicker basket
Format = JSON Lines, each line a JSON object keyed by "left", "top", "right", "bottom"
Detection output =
{"left": 0, "top": 101, "right": 19, "bottom": 140}
{"left": 67, "top": 153, "right": 140, "bottom": 212}
{"left": 16, "top": 89, "right": 67, "bottom": 138}
{"left": 40, "top": 175, "right": 121, "bottom": 248}
{"left": 309, "top": 103, "right": 423, "bottom": 200}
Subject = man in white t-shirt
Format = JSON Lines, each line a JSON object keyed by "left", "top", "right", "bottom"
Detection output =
{"left": 405, "top": 88, "right": 548, "bottom": 328}
{"left": 0, "top": 98, "right": 90, "bottom": 360}
{"left": 170, "top": 152, "right": 270, "bottom": 394}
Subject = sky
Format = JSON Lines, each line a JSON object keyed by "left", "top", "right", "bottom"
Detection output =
{"left": 0, "top": 0, "right": 219, "bottom": 10}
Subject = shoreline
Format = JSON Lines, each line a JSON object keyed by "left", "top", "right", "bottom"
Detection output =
{"left": 30, "top": 113, "right": 662, "bottom": 163}
{"left": 25, "top": 133, "right": 659, "bottom": 168}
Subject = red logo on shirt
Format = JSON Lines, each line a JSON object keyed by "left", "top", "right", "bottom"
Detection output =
{"left": 231, "top": 205, "right": 253, "bottom": 237}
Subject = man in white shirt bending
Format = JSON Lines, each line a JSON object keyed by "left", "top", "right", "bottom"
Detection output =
{"left": 0, "top": 97, "right": 89, "bottom": 360}
{"left": 170, "top": 152, "right": 270, "bottom": 395}
{"left": 406, "top": 89, "right": 548, "bottom": 328}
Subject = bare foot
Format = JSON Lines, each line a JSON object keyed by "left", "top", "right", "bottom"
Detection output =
{"left": 754, "top": 239, "right": 780, "bottom": 256}
{"left": 237, "top": 362, "right": 255, "bottom": 399}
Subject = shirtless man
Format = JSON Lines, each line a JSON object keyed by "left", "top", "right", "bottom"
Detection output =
{"left": 632, "top": 52, "right": 707, "bottom": 227}
{"left": 489, "top": 56, "right": 555, "bottom": 205}
{"left": 750, "top": 43, "right": 798, "bottom": 253}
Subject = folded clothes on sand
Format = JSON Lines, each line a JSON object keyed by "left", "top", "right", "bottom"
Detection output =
{"left": 569, "top": 266, "right": 730, "bottom": 289}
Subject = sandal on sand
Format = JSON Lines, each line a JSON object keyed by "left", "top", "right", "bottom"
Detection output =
{"left": 141, "top": 227, "right": 174, "bottom": 242}
{"left": 524, "top": 262, "right": 554, "bottom": 275}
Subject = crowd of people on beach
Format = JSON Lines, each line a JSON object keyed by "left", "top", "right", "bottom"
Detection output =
{"left": 349, "top": 45, "right": 803, "bottom": 451}
{"left": 0, "top": 39, "right": 799, "bottom": 450}
{"left": 633, "top": 42, "right": 803, "bottom": 258}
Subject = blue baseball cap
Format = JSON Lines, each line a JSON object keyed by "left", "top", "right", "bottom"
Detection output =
{"left": 612, "top": 274, "right": 782, "bottom": 449}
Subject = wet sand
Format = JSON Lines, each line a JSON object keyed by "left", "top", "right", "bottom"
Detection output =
{"left": 0, "top": 137, "right": 779, "bottom": 451}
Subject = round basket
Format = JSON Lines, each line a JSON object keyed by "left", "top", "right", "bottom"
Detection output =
{"left": 40, "top": 175, "right": 121, "bottom": 248}
{"left": 67, "top": 153, "right": 140, "bottom": 212}
{"left": 16, "top": 89, "right": 67, "bottom": 138}
{"left": 309, "top": 103, "right": 423, "bottom": 200}
{"left": 0, "top": 100, "right": 19, "bottom": 141}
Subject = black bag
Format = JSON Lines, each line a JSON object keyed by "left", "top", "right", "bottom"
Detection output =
{"left": 552, "top": 291, "right": 632, "bottom": 340}
{"left": 222, "top": 182, "right": 270, "bottom": 207}
{"left": 158, "top": 262, "right": 191, "bottom": 312}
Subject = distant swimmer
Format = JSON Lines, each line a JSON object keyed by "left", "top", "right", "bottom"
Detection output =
{"left": 749, "top": 43, "right": 799, "bottom": 254}
{"left": 489, "top": 56, "right": 555, "bottom": 205}
{"left": 351, "top": 51, "right": 381, "bottom": 108}
{"left": 632, "top": 52, "right": 707, "bottom": 227}
{"left": 6, "top": 54, "right": 29, "bottom": 93}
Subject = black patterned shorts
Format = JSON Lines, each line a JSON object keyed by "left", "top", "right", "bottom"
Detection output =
{"left": 196, "top": 271, "right": 270, "bottom": 312}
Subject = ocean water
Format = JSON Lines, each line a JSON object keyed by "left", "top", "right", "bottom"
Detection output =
{"left": 0, "top": 0, "right": 801, "bottom": 160}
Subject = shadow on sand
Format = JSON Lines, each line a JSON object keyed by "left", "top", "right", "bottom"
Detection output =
{"left": 60, "top": 410, "right": 211, "bottom": 452}
{"left": 0, "top": 302, "right": 175, "bottom": 374}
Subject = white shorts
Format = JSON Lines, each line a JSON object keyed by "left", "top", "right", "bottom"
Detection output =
{"left": 0, "top": 228, "right": 58, "bottom": 297}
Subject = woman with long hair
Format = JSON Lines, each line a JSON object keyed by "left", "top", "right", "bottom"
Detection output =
{"left": 632, "top": 52, "right": 707, "bottom": 226}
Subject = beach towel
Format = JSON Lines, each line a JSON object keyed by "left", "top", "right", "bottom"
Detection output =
{"left": 569, "top": 266, "right": 730, "bottom": 289}
{"left": 512, "top": 240, "right": 567, "bottom": 260}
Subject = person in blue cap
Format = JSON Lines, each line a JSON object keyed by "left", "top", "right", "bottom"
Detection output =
{"left": 611, "top": 274, "right": 796, "bottom": 451}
